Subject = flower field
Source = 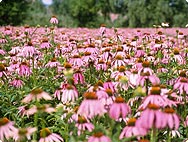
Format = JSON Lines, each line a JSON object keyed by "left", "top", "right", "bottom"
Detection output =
{"left": 1, "top": 25, "right": 188, "bottom": 142}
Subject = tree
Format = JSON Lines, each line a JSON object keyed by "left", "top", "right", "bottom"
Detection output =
{"left": 0, "top": 0, "right": 31, "bottom": 26}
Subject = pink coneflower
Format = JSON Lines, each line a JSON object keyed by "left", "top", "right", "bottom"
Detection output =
{"left": 9, "top": 78, "right": 24, "bottom": 88}
{"left": 16, "top": 62, "right": 32, "bottom": 77}
{"left": 45, "top": 57, "right": 61, "bottom": 68}
{"left": 137, "top": 103, "right": 165, "bottom": 129}
{"left": 184, "top": 115, "right": 188, "bottom": 127}
{"left": 0, "top": 49, "right": 6, "bottom": 55}
{"left": 137, "top": 61, "right": 160, "bottom": 86}
{"left": 75, "top": 116, "right": 94, "bottom": 135}
{"left": 99, "top": 89, "right": 115, "bottom": 110}
{"left": 135, "top": 46, "right": 145, "bottom": 58}
{"left": 69, "top": 54, "right": 84, "bottom": 67}
{"left": 9, "top": 46, "right": 21, "bottom": 55}
{"left": 13, "top": 127, "right": 37, "bottom": 141}
{"left": 111, "top": 66, "right": 128, "bottom": 81}
{"left": 18, "top": 105, "right": 37, "bottom": 117}
{"left": 50, "top": 16, "right": 59, "bottom": 24}
{"left": 73, "top": 69, "right": 85, "bottom": 84}
{"left": 128, "top": 69, "right": 140, "bottom": 88}
{"left": 103, "top": 79, "right": 116, "bottom": 93}
{"left": 82, "top": 51, "right": 95, "bottom": 63}
{"left": 99, "top": 24, "right": 106, "bottom": 35}
{"left": 0, "top": 117, "right": 17, "bottom": 141}
{"left": 21, "top": 42, "right": 37, "bottom": 58}
{"left": 0, "top": 37, "right": 7, "bottom": 43}
{"left": 139, "top": 86, "right": 176, "bottom": 109}
{"left": 0, "top": 63, "right": 7, "bottom": 78}
{"left": 22, "top": 88, "right": 52, "bottom": 103}
{"left": 60, "top": 84, "right": 78, "bottom": 103}
{"left": 172, "top": 48, "right": 185, "bottom": 64}
{"left": 39, "top": 128, "right": 64, "bottom": 142}
{"left": 101, "top": 48, "right": 112, "bottom": 62}
{"left": 109, "top": 96, "right": 131, "bottom": 120}
{"left": 40, "top": 38, "right": 51, "bottom": 49}
{"left": 119, "top": 118, "right": 148, "bottom": 139}
{"left": 95, "top": 59, "right": 107, "bottom": 71}
{"left": 88, "top": 132, "right": 111, "bottom": 142}
{"left": 77, "top": 92, "right": 106, "bottom": 119}
{"left": 173, "top": 71, "right": 188, "bottom": 95}
{"left": 111, "top": 55, "right": 126, "bottom": 68}
{"left": 162, "top": 107, "right": 180, "bottom": 130}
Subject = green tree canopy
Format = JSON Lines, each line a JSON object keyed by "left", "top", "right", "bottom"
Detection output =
{"left": 0, "top": 0, "right": 31, "bottom": 26}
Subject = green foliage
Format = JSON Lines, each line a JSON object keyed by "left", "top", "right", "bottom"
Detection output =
{"left": 0, "top": 0, "right": 30, "bottom": 26}
{"left": 1, "top": 0, "right": 188, "bottom": 27}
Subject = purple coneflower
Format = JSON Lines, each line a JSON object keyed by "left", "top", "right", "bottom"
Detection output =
{"left": 88, "top": 132, "right": 111, "bottom": 142}
{"left": 75, "top": 116, "right": 94, "bottom": 135}
{"left": 22, "top": 88, "right": 52, "bottom": 103}
{"left": 13, "top": 127, "right": 37, "bottom": 141}
{"left": 50, "top": 16, "right": 58, "bottom": 24}
{"left": 39, "top": 128, "right": 64, "bottom": 142}
{"left": 109, "top": 96, "right": 131, "bottom": 120}
{"left": 119, "top": 118, "right": 148, "bottom": 139}
{"left": 77, "top": 92, "right": 106, "bottom": 119}
{"left": 0, "top": 117, "right": 17, "bottom": 141}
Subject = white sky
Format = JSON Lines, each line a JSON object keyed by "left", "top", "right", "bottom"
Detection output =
{"left": 42, "top": 0, "right": 53, "bottom": 6}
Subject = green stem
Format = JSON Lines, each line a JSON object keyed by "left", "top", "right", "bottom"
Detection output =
{"left": 33, "top": 112, "right": 38, "bottom": 140}
{"left": 167, "top": 129, "right": 171, "bottom": 142}
{"left": 150, "top": 128, "right": 157, "bottom": 142}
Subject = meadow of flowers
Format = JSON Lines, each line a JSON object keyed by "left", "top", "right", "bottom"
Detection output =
{"left": 1, "top": 20, "right": 188, "bottom": 142}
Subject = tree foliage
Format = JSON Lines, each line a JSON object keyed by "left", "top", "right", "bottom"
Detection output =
{"left": 1, "top": 0, "right": 188, "bottom": 27}
{"left": 0, "top": 0, "right": 31, "bottom": 26}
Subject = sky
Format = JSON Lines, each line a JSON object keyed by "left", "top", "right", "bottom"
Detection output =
{"left": 41, "top": 0, "right": 53, "bottom": 6}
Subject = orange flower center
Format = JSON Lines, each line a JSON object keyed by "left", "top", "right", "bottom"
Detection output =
{"left": 115, "top": 96, "right": 124, "bottom": 103}
{"left": 0, "top": 63, "right": 5, "bottom": 72}
{"left": 179, "top": 71, "right": 186, "bottom": 77}
{"left": 163, "top": 108, "right": 175, "bottom": 113}
{"left": 93, "top": 132, "right": 103, "bottom": 137}
{"left": 40, "top": 128, "right": 51, "bottom": 138}
{"left": 84, "top": 92, "right": 98, "bottom": 100}
{"left": 118, "top": 66, "right": 126, "bottom": 72}
{"left": 115, "top": 55, "right": 123, "bottom": 60}
{"left": 31, "top": 88, "right": 43, "bottom": 95}
{"left": 142, "top": 61, "right": 150, "bottom": 67}
{"left": 150, "top": 86, "right": 161, "bottom": 95}
{"left": 78, "top": 116, "right": 87, "bottom": 123}
{"left": 127, "top": 118, "right": 136, "bottom": 126}
{"left": 147, "top": 103, "right": 160, "bottom": 110}
{"left": 64, "top": 62, "right": 72, "bottom": 69}
{"left": 105, "top": 89, "right": 113, "bottom": 96}
{"left": 0, "top": 117, "right": 9, "bottom": 126}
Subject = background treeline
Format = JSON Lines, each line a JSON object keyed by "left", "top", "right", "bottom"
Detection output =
{"left": 0, "top": 0, "right": 188, "bottom": 28}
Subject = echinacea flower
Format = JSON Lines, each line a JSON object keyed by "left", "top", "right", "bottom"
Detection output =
{"left": 0, "top": 117, "right": 17, "bottom": 141}
{"left": 109, "top": 96, "right": 131, "bottom": 120}
{"left": 59, "top": 84, "right": 78, "bottom": 103}
{"left": 39, "top": 128, "right": 64, "bottom": 142}
{"left": 136, "top": 103, "right": 165, "bottom": 129}
{"left": 75, "top": 116, "right": 94, "bottom": 135}
{"left": 9, "top": 78, "right": 24, "bottom": 88}
{"left": 16, "top": 62, "right": 32, "bottom": 77}
{"left": 50, "top": 16, "right": 58, "bottom": 24}
{"left": 45, "top": 57, "right": 61, "bottom": 68}
{"left": 99, "top": 24, "right": 106, "bottom": 35}
{"left": 22, "top": 88, "right": 52, "bottom": 103}
{"left": 13, "top": 127, "right": 37, "bottom": 141}
{"left": 88, "top": 132, "right": 111, "bottom": 142}
{"left": 139, "top": 86, "right": 176, "bottom": 109}
{"left": 77, "top": 92, "right": 106, "bottom": 119}
{"left": 162, "top": 107, "right": 180, "bottom": 130}
{"left": 119, "top": 118, "right": 148, "bottom": 139}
